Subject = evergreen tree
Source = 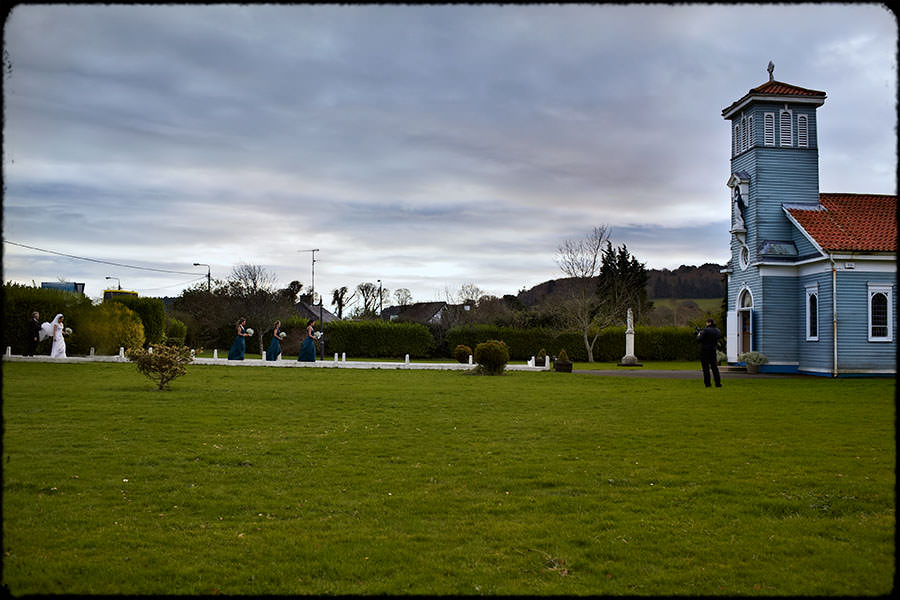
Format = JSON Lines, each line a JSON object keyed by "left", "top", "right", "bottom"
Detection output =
{"left": 596, "top": 242, "right": 653, "bottom": 325}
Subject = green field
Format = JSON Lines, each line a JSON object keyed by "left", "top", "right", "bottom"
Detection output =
{"left": 2, "top": 362, "right": 894, "bottom": 595}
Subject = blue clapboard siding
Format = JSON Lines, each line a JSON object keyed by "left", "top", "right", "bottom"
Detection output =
{"left": 797, "top": 272, "right": 834, "bottom": 373}
{"left": 759, "top": 276, "right": 799, "bottom": 363}
{"left": 835, "top": 272, "right": 896, "bottom": 372}
{"left": 790, "top": 222, "right": 820, "bottom": 257}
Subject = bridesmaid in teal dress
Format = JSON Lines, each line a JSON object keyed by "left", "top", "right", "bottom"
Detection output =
{"left": 298, "top": 320, "right": 317, "bottom": 362}
{"left": 227, "top": 318, "right": 251, "bottom": 360}
{"left": 265, "top": 320, "right": 283, "bottom": 361}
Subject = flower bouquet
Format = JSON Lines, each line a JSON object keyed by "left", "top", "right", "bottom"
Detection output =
{"left": 313, "top": 331, "right": 323, "bottom": 339}
{"left": 245, "top": 328, "right": 254, "bottom": 336}
{"left": 64, "top": 327, "right": 73, "bottom": 335}
{"left": 279, "top": 331, "right": 287, "bottom": 339}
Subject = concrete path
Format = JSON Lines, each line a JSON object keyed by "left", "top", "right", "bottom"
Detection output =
{"left": 578, "top": 368, "right": 817, "bottom": 379}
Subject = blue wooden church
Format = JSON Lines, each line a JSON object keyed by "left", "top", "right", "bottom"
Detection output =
{"left": 721, "top": 64, "right": 896, "bottom": 376}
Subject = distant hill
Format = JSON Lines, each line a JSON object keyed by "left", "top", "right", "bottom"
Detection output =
{"left": 646, "top": 263, "right": 725, "bottom": 299}
{"left": 516, "top": 264, "right": 725, "bottom": 307}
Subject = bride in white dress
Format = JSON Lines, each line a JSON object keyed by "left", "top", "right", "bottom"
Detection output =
{"left": 48, "top": 313, "right": 67, "bottom": 358}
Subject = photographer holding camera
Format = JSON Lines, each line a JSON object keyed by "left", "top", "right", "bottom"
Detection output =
{"left": 697, "top": 318, "right": 722, "bottom": 388}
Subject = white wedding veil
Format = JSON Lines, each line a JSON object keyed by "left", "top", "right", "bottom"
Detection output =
{"left": 39, "top": 313, "right": 63, "bottom": 341}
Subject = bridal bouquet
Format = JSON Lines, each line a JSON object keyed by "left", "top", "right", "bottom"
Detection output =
{"left": 279, "top": 331, "right": 287, "bottom": 339}
{"left": 64, "top": 327, "right": 73, "bottom": 335}
{"left": 313, "top": 331, "right": 323, "bottom": 340}
{"left": 246, "top": 328, "right": 254, "bottom": 336}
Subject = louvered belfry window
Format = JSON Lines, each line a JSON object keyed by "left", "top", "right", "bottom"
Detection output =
{"left": 734, "top": 123, "right": 741, "bottom": 156}
{"left": 764, "top": 113, "right": 775, "bottom": 146}
{"left": 797, "top": 114, "right": 808, "bottom": 147}
{"left": 780, "top": 109, "right": 792, "bottom": 146}
{"left": 741, "top": 116, "right": 748, "bottom": 151}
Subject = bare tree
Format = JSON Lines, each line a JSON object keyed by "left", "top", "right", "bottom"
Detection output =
{"left": 331, "top": 286, "right": 352, "bottom": 319}
{"left": 356, "top": 282, "right": 380, "bottom": 316}
{"left": 224, "top": 263, "right": 283, "bottom": 356}
{"left": 393, "top": 287, "right": 413, "bottom": 307}
{"left": 226, "top": 262, "right": 279, "bottom": 296}
{"left": 555, "top": 225, "right": 611, "bottom": 362}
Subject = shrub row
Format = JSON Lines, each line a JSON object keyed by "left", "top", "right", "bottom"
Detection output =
{"left": 445, "top": 324, "right": 701, "bottom": 361}
{"left": 324, "top": 320, "right": 434, "bottom": 358}
{"left": 109, "top": 296, "right": 167, "bottom": 346}
{"left": 2, "top": 284, "right": 146, "bottom": 355}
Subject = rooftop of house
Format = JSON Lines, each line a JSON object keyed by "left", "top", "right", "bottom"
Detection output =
{"left": 787, "top": 193, "right": 897, "bottom": 253}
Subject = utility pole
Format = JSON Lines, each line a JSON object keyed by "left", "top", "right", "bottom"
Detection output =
{"left": 193, "top": 263, "right": 211, "bottom": 292}
{"left": 298, "top": 249, "right": 320, "bottom": 303}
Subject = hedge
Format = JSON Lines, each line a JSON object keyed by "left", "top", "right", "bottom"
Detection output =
{"left": 324, "top": 320, "right": 434, "bottom": 358}
{"left": 445, "top": 324, "right": 701, "bottom": 361}
{"left": 109, "top": 296, "right": 166, "bottom": 346}
{"left": 2, "top": 283, "right": 94, "bottom": 354}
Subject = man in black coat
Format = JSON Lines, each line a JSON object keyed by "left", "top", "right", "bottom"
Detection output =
{"left": 697, "top": 318, "right": 722, "bottom": 388}
{"left": 25, "top": 311, "right": 41, "bottom": 356}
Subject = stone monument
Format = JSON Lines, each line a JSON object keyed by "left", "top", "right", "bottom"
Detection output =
{"left": 618, "top": 308, "right": 642, "bottom": 366}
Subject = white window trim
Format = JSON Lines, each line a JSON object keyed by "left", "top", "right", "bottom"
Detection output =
{"left": 805, "top": 285, "right": 818, "bottom": 341}
{"left": 867, "top": 284, "right": 893, "bottom": 342}
{"left": 780, "top": 108, "right": 793, "bottom": 147}
{"left": 764, "top": 112, "right": 775, "bottom": 146}
{"left": 797, "top": 114, "right": 808, "bottom": 148}
{"left": 738, "top": 244, "right": 750, "bottom": 270}
{"left": 734, "top": 122, "right": 740, "bottom": 156}
{"left": 747, "top": 114, "right": 753, "bottom": 149}
{"left": 741, "top": 115, "right": 748, "bottom": 151}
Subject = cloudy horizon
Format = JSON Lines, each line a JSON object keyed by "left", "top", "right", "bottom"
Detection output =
{"left": 3, "top": 4, "right": 896, "bottom": 307}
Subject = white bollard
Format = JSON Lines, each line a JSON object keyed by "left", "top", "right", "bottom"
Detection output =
{"left": 334, "top": 352, "right": 339, "bottom": 362}
{"left": 342, "top": 352, "right": 346, "bottom": 362}
{"left": 119, "top": 347, "right": 125, "bottom": 360}
{"left": 213, "top": 349, "right": 218, "bottom": 359}
{"left": 468, "top": 354, "right": 473, "bottom": 365}
{"left": 405, "top": 354, "right": 410, "bottom": 364}
{"left": 5, "top": 346, "right": 11, "bottom": 357}
{"left": 90, "top": 347, "right": 95, "bottom": 357}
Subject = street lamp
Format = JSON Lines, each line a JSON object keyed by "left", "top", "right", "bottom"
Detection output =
{"left": 377, "top": 279, "right": 382, "bottom": 316}
{"left": 298, "top": 249, "right": 319, "bottom": 302}
{"left": 105, "top": 276, "right": 121, "bottom": 290}
{"left": 193, "top": 263, "right": 211, "bottom": 292}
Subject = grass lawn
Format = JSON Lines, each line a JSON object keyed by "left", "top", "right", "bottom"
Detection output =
{"left": 2, "top": 362, "right": 894, "bottom": 595}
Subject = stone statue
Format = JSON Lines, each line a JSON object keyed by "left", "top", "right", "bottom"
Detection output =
{"left": 732, "top": 186, "right": 746, "bottom": 230}
{"left": 626, "top": 308, "right": 634, "bottom": 332}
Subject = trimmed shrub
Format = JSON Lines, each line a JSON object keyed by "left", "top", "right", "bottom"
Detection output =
{"left": 165, "top": 317, "right": 187, "bottom": 346}
{"left": 69, "top": 302, "right": 145, "bottom": 355}
{"left": 446, "top": 325, "right": 553, "bottom": 361}
{"left": 325, "top": 320, "right": 434, "bottom": 358}
{"left": 474, "top": 339, "right": 510, "bottom": 375}
{"left": 453, "top": 344, "right": 472, "bottom": 363}
{"left": 126, "top": 344, "right": 195, "bottom": 390}
{"left": 110, "top": 296, "right": 166, "bottom": 346}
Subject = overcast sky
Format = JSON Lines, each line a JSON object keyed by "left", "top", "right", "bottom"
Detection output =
{"left": 3, "top": 3, "right": 896, "bottom": 307}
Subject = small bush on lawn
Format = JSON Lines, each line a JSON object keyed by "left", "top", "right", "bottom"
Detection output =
{"left": 474, "top": 339, "right": 509, "bottom": 375}
{"left": 453, "top": 344, "right": 472, "bottom": 363}
{"left": 126, "top": 344, "right": 196, "bottom": 390}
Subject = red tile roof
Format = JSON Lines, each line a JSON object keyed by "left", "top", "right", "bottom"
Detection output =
{"left": 722, "top": 79, "right": 827, "bottom": 117}
{"left": 749, "top": 80, "right": 827, "bottom": 98}
{"left": 787, "top": 193, "right": 897, "bottom": 252}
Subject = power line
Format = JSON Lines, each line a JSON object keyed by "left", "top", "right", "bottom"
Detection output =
{"left": 3, "top": 240, "right": 200, "bottom": 275}
{"left": 140, "top": 275, "right": 209, "bottom": 292}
